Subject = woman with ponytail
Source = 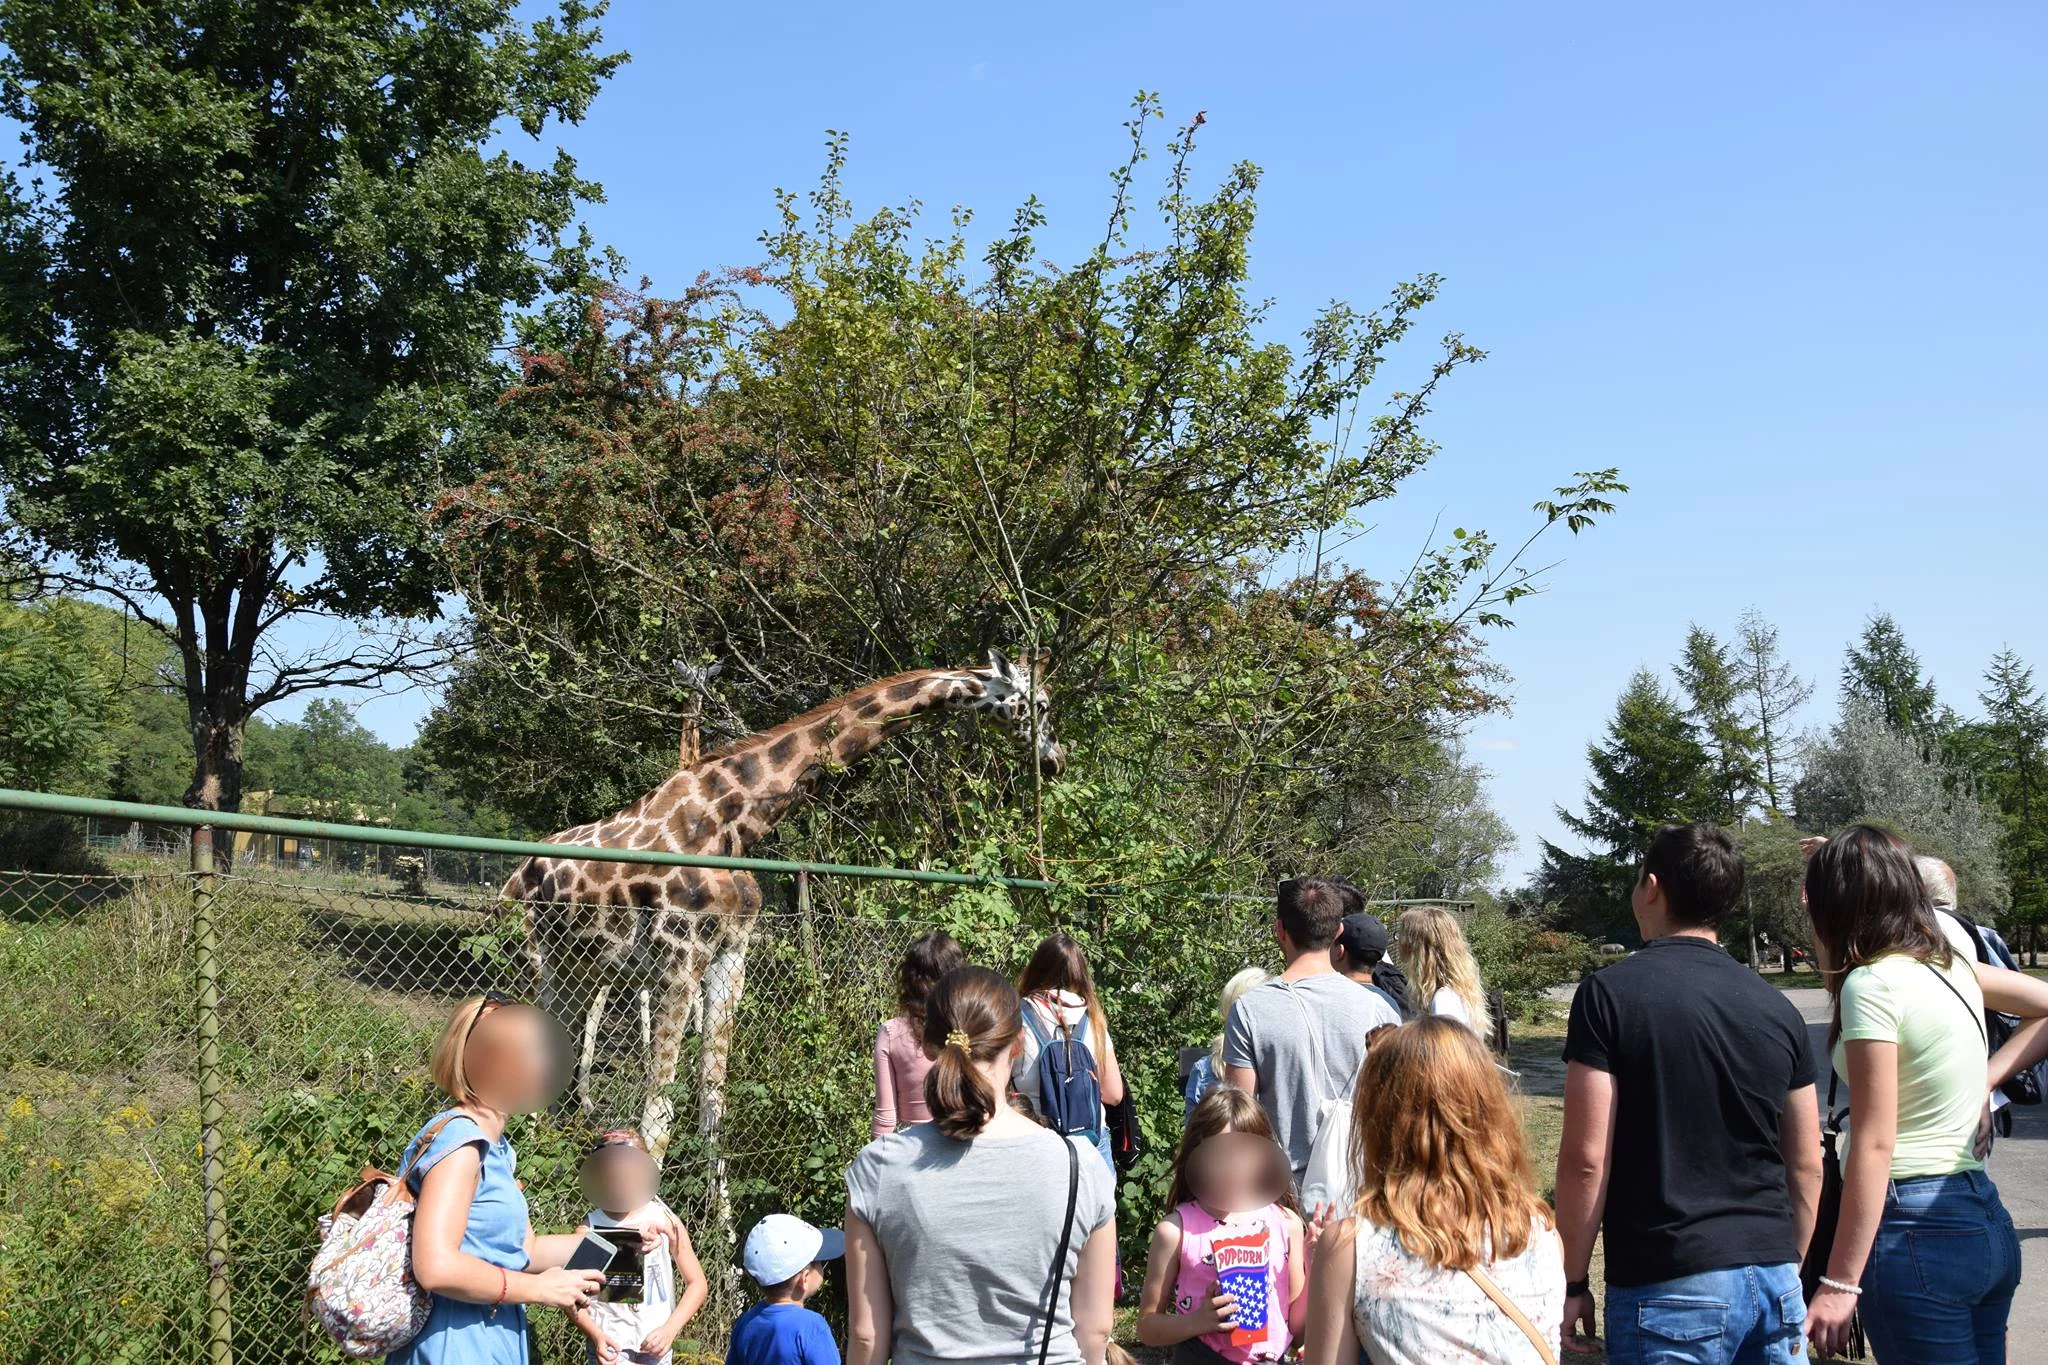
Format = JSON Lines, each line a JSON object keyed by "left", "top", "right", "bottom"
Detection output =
{"left": 845, "top": 966, "right": 1118, "bottom": 1365}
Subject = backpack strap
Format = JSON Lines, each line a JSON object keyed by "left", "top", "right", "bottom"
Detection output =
{"left": 1276, "top": 979, "right": 1335, "bottom": 1106}
{"left": 396, "top": 1112, "right": 468, "bottom": 1186}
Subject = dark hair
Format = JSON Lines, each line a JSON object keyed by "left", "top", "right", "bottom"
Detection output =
{"left": 1017, "top": 931, "right": 1107, "bottom": 1059}
{"left": 1805, "top": 825, "right": 1954, "bottom": 1041}
{"left": 896, "top": 930, "right": 966, "bottom": 1032}
{"left": 1276, "top": 877, "right": 1345, "bottom": 951}
{"left": 922, "top": 965, "right": 1024, "bottom": 1139}
{"left": 1640, "top": 823, "right": 1745, "bottom": 928}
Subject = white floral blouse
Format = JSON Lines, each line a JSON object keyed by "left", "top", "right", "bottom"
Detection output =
{"left": 1351, "top": 1216, "right": 1564, "bottom": 1365}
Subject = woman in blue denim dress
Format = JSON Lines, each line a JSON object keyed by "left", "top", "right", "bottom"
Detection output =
{"left": 389, "top": 996, "right": 610, "bottom": 1365}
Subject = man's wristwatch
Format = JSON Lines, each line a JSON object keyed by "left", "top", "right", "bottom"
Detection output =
{"left": 1564, "top": 1279, "right": 1590, "bottom": 1297}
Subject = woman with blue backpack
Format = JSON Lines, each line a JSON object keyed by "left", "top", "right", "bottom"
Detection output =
{"left": 1013, "top": 932, "right": 1125, "bottom": 1174}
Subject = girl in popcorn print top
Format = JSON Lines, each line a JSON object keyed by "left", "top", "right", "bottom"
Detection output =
{"left": 1135, "top": 1088, "right": 1307, "bottom": 1365}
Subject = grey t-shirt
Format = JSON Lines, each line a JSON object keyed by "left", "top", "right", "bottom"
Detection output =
{"left": 1222, "top": 972, "right": 1400, "bottom": 1179}
{"left": 846, "top": 1123, "right": 1115, "bottom": 1365}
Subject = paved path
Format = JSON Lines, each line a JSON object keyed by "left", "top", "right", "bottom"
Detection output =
{"left": 1783, "top": 987, "right": 2047, "bottom": 1359}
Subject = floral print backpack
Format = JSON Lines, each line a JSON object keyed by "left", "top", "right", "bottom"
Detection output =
{"left": 307, "top": 1113, "right": 459, "bottom": 1358}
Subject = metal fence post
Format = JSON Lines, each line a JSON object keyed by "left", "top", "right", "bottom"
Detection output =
{"left": 192, "top": 825, "right": 234, "bottom": 1365}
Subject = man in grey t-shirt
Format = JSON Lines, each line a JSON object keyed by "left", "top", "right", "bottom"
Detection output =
{"left": 1223, "top": 877, "right": 1400, "bottom": 1183}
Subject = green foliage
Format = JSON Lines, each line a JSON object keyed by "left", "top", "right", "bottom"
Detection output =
{"left": 0, "top": 0, "right": 624, "bottom": 811}
{"left": 1734, "top": 608, "right": 1812, "bottom": 813}
{"left": 1969, "top": 650, "right": 2048, "bottom": 941}
{"left": 1794, "top": 699, "right": 2008, "bottom": 917}
{"left": 1841, "top": 611, "right": 1939, "bottom": 734}
{"left": 0, "top": 596, "right": 112, "bottom": 791}
{"left": 1462, "top": 902, "right": 1601, "bottom": 1018}
{"left": 1676, "top": 625, "right": 1761, "bottom": 825}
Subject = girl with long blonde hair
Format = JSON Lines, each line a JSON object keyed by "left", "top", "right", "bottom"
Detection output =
{"left": 1396, "top": 906, "right": 1485, "bottom": 1031}
{"left": 1303, "top": 1017, "right": 1562, "bottom": 1365}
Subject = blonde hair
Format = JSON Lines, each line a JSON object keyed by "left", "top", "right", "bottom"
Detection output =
{"left": 1165, "top": 1085, "right": 1296, "bottom": 1214}
{"left": 1211, "top": 966, "right": 1273, "bottom": 1074}
{"left": 429, "top": 994, "right": 502, "bottom": 1105}
{"left": 1350, "top": 1016, "right": 1551, "bottom": 1270}
{"left": 1398, "top": 906, "right": 1484, "bottom": 1025}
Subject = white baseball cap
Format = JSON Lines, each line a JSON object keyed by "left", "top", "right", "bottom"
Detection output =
{"left": 743, "top": 1213, "right": 845, "bottom": 1286}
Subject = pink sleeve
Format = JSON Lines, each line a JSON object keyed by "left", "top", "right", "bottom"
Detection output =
{"left": 873, "top": 1021, "right": 897, "bottom": 1138}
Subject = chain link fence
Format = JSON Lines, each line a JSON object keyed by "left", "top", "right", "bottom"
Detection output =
{"left": 1, "top": 799, "right": 1141, "bottom": 1364}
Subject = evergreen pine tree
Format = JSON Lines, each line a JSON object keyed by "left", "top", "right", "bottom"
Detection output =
{"left": 1736, "top": 608, "right": 1812, "bottom": 811}
{"left": 1843, "top": 612, "right": 1938, "bottom": 733}
{"left": 1676, "top": 625, "right": 1763, "bottom": 825}
{"left": 1979, "top": 649, "right": 2048, "bottom": 956}
{"left": 1537, "top": 668, "right": 1713, "bottom": 942}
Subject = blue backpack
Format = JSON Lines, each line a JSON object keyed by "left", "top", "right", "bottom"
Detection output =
{"left": 1024, "top": 1000, "right": 1104, "bottom": 1145}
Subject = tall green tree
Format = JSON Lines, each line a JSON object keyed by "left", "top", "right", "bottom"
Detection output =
{"left": 1842, "top": 611, "right": 1938, "bottom": 734}
{"left": 1976, "top": 649, "right": 2048, "bottom": 950}
{"left": 1538, "top": 669, "right": 1712, "bottom": 940}
{"left": 1556, "top": 669, "right": 1713, "bottom": 856}
{"left": 0, "top": 0, "right": 623, "bottom": 812}
{"left": 1675, "top": 624, "right": 1761, "bottom": 825}
{"left": 1735, "top": 607, "right": 1811, "bottom": 811}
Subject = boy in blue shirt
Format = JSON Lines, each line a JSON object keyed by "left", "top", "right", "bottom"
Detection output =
{"left": 728, "top": 1214, "right": 844, "bottom": 1365}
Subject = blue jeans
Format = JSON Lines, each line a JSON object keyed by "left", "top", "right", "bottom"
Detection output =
{"left": 1604, "top": 1263, "right": 1804, "bottom": 1365}
{"left": 1858, "top": 1169, "right": 2020, "bottom": 1365}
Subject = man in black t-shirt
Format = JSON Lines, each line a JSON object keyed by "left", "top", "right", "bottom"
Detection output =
{"left": 1555, "top": 823, "right": 1821, "bottom": 1365}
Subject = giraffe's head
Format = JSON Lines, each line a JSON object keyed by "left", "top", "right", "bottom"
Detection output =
{"left": 966, "top": 649, "right": 1068, "bottom": 777}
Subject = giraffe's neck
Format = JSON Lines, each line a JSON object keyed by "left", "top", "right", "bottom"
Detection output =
{"left": 685, "top": 670, "right": 977, "bottom": 855}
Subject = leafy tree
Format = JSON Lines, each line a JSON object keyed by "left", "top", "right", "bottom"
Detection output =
{"left": 1676, "top": 625, "right": 1761, "bottom": 825}
{"left": 1729, "top": 812, "right": 1812, "bottom": 967}
{"left": 423, "top": 105, "right": 1624, "bottom": 877}
{"left": 244, "top": 699, "right": 406, "bottom": 812}
{"left": 1842, "top": 612, "right": 1937, "bottom": 734}
{"left": 1974, "top": 649, "right": 2048, "bottom": 952}
{"left": 1735, "top": 608, "right": 1812, "bottom": 811}
{"left": 0, "top": 595, "right": 112, "bottom": 791}
{"left": 1795, "top": 699, "right": 2008, "bottom": 917}
{"left": 1338, "top": 742, "right": 1514, "bottom": 900}
{"left": 0, "top": 0, "right": 623, "bottom": 812}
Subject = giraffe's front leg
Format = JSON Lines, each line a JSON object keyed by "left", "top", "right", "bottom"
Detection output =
{"left": 579, "top": 983, "right": 611, "bottom": 1116}
{"left": 640, "top": 957, "right": 705, "bottom": 1167}
{"left": 696, "top": 938, "right": 752, "bottom": 1143}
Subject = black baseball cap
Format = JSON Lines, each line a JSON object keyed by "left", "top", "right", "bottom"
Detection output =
{"left": 1336, "top": 912, "right": 1388, "bottom": 958}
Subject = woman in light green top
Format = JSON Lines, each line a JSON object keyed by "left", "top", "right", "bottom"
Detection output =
{"left": 1802, "top": 827, "right": 2048, "bottom": 1365}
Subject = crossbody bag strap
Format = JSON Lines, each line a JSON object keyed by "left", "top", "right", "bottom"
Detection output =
{"left": 1038, "top": 1135, "right": 1081, "bottom": 1365}
{"left": 1923, "top": 960, "right": 1989, "bottom": 1049}
{"left": 1461, "top": 1262, "right": 1559, "bottom": 1365}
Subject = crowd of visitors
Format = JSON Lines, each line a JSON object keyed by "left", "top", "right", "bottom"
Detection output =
{"left": 360, "top": 828, "right": 2048, "bottom": 1365}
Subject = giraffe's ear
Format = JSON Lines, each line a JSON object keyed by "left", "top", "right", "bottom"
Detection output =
{"left": 986, "top": 647, "right": 1016, "bottom": 681}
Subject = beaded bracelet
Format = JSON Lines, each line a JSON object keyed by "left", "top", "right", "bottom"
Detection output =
{"left": 1817, "top": 1275, "right": 1862, "bottom": 1296}
{"left": 489, "top": 1265, "right": 508, "bottom": 1318}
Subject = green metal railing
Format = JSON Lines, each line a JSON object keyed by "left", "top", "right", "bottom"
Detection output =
{"left": 0, "top": 788, "right": 1056, "bottom": 888}
{"left": 0, "top": 786, "right": 1053, "bottom": 1365}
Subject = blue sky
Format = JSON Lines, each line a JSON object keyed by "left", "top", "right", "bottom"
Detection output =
{"left": 325, "top": 0, "right": 2045, "bottom": 884}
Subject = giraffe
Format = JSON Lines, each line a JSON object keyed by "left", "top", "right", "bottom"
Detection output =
{"left": 502, "top": 650, "right": 1065, "bottom": 1167}
{"left": 568, "top": 658, "right": 729, "bottom": 1106}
